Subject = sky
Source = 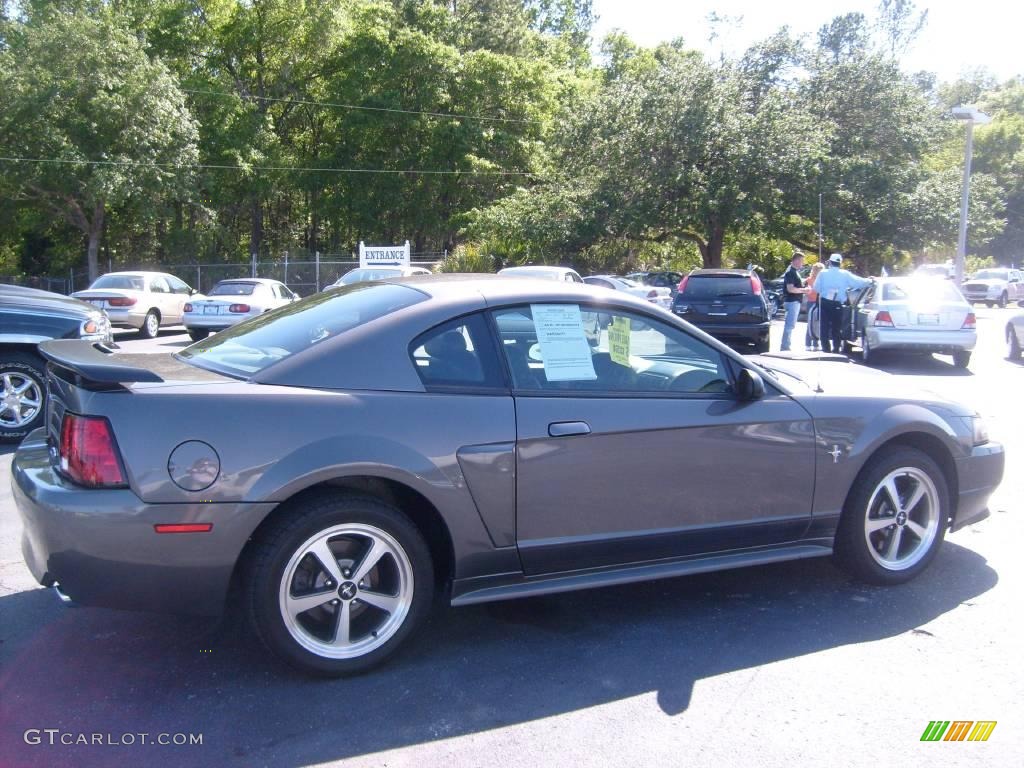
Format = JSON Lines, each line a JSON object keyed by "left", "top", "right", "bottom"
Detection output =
{"left": 591, "top": 0, "right": 1023, "bottom": 83}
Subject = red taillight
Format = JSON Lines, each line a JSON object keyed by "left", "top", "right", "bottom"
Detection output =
{"left": 677, "top": 276, "right": 689, "bottom": 293}
{"left": 154, "top": 523, "right": 213, "bottom": 534}
{"left": 874, "top": 310, "right": 895, "bottom": 327}
{"left": 962, "top": 312, "right": 976, "bottom": 329}
{"left": 107, "top": 297, "right": 137, "bottom": 307}
{"left": 183, "top": 303, "right": 193, "bottom": 312}
{"left": 750, "top": 275, "right": 762, "bottom": 295}
{"left": 59, "top": 413, "right": 126, "bottom": 487}
{"left": 229, "top": 303, "right": 250, "bottom": 313}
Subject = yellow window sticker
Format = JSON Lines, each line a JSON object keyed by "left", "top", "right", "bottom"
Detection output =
{"left": 608, "top": 316, "right": 631, "bottom": 366}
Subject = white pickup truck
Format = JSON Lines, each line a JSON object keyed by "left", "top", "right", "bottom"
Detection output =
{"left": 961, "top": 267, "right": 1024, "bottom": 308}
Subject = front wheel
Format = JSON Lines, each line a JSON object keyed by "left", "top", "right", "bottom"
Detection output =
{"left": 0, "top": 352, "right": 46, "bottom": 442}
{"left": 834, "top": 447, "right": 948, "bottom": 585}
{"left": 247, "top": 493, "right": 434, "bottom": 676}
{"left": 998, "top": 292, "right": 1008, "bottom": 309}
{"left": 952, "top": 350, "right": 971, "bottom": 368}
{"left": 1008, "top": 327, "right": 1022, "bottom": 360}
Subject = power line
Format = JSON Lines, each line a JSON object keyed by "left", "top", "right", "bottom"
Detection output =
{"left": 182, "top": 88, "right": 543, "bottom": 125}
{"left": 0, "top": 156, "right": 540, "bottom": 176}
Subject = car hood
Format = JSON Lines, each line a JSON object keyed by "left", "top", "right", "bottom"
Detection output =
{"left": 749, "top": 354, "right": 973, "bottom": 415}
{"left": 1, "top": 284, "right": 99, "bottom": 318}
{"left": 963, "top": 278, "right": 1004, "bottom": 286}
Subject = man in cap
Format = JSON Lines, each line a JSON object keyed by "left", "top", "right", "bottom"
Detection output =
{"left": 813, "top": 253, "right": 872, "bottom": 354}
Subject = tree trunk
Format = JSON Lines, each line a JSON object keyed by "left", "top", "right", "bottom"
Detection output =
{"left": 250, "top": 197, "right": 263, "bottom": 260}
{"left": 86, "top": 201, "right": 105, "bottom": 282}
{"left": 704, "top": 224, "right": 725, "bottom": 269}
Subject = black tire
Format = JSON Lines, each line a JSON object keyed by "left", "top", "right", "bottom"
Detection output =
{"left": 952, "top": 350, "right": 971, "bottom": 369}
{"left": 834, "top": 446, "right": 948, "bottom": 586}
{"left": 187, "top": 329, "right": 209, "bottom": 342}
{"left": 753, "top": 337, "right": 769, "bottom": 354}
{"left": 138, "top": 310, "right": 160, "bottom": 339}
{"left": 246, "top": 492, "right": 434, "bottom": 677}
{"left": 0, "top": 352, "right": 47, "bottom": 443}
{"left": 998, "top": 292, "right": 1008, "bottom": 309}
{"left": 985, "top": 301, "right": 994, "bottom": 308}
{"left": 860, "top": 332, "right": 872, "bottom": 364}
{"left": 1008, "top": 327, "right": 1022, "bottom": 360}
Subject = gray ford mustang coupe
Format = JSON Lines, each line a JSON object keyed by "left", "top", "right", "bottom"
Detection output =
{"left": 12, "top": 275, "right": 1004, "bottom": 676}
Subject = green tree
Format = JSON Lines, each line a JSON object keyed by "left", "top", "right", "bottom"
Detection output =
{"left": 0, "top": 9, "right": 198, "bottom": 279}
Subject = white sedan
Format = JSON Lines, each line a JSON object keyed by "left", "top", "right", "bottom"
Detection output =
{"left": 72, "top": 271, "right": 198, "bottom": 338}
{"left": 848, "top": 277, "right": 976, "bottom": 367}
{"left": 583, "top": 275, "right": 673, "bottom": 309}
{"left": 330, "top": 267, "right": 432, "bottom": 287}
{"left": 183, "top": 279, "right": 299, "bottom": 341}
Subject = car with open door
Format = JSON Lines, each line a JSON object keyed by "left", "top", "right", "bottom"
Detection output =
{"left": 843, "top": 277, "right": 976, "bottom": 367}
{"left": 11, "top": 275, "right": 1003, "bottom": 676}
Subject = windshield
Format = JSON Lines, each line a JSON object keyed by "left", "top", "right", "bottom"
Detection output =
{"left": 209, "top": 282, "right": 258, "bottom": 296}
{"left": 90, "top": 275, "right": 146, "bottom": 291}
{"left": 178, "top": 283, "right": 426, "bottom": 377}
{"left": 337, "top": 268, "right": 403, "bottom": 285}
{"left": 973, "top": 269, "right": 1008, "bottom": 280}
{"left": 682, "top": 276, "right": 753, "bottom": 298}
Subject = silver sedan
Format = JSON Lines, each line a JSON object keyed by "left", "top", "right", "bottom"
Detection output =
{"left": 849, "top": 277, "right": 976, "bottom": 367}
{"left": 183, "top": 279, "right": 299, "bottom": 341}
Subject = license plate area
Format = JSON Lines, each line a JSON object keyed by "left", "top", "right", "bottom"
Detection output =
{"left": 203, "top": 306, "right": 220, "bottom": 315}
{"left": 917, "top": 314, "right": 940, "bottom": 325}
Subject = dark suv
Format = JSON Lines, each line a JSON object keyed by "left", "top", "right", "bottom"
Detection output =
{"left": 671, "top": 269, "right": 771, "bottom": 353}
{"left": 0, "top": 284, "right": 112, "bottom": 441}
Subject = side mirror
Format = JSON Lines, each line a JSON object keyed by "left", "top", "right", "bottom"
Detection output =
{"left": 190, "top": 288, "right": 198, "bottom": 296}
{"left": 736, "top": 368, "right": 765, "bottom": 401}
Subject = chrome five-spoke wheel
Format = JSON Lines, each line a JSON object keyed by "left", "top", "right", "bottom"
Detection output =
{"left": 278, "top": 523, "right": 414, "bottom": 659}
{"left": 863, "top": 468, "right": 940, "bottom": 571}
{"left": 0, "top": 370, "right": 43, "bottom": 430}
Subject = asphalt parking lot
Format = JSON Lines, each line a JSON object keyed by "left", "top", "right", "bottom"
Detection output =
{"left": 1, "top": 308, "right": 1021, "bottom": 768}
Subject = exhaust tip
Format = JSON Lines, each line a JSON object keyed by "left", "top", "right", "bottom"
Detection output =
{"left": 52, "top": 582, "right": 73, "bottom": 605}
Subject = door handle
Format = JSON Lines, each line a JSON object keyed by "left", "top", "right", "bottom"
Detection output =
{"left": 548, "top": 421, "right": 591, "bottom": 437}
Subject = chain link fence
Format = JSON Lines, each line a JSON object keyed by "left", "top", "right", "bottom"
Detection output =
{"left": 3, "top": 252, "right": 446, "bottom": 296}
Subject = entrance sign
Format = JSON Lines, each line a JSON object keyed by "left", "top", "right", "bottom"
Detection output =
{"left": 359, "top": 241, "right": 410, "bottom": 268}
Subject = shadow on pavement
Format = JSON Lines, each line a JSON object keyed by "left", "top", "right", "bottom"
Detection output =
{"left": 0, "top": 541, "right": 997, "bottom": 768}
{"left": 856, "top": 352, "right": 973, "bottom": 376}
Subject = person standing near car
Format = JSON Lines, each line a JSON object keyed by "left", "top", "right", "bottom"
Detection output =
{"left": 814, "top": 253, "right": 872, "bottom": 354}
{"left": 780, "top": 251, "right": 809, "bottom": 351}
{"left": 804, "top": 261, "right": 825, "bottom": 351}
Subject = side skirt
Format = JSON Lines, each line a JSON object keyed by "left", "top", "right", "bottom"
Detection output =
{"left": 450, "top": 540, "right": 834, "bottom": 607}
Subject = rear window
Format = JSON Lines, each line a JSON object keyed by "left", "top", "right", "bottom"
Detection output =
{"left": 177, "top": 283, "right": 426, "bottom": 377}
{"left": 210, "top": 282, "right": 258, "bottom": 296}
{"left": 90, "top": 275, "right": 145, "bottom": 291}
{"left": 882, "top": 280, "right": 965, "bottom": 303}
{"left": 338, "top": 268, "right": 402, "bottom": 284}
{"left": 682, "top": 275, "right": 753, "bottom": 299}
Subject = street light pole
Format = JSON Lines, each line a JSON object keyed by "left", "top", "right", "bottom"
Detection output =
{"left": 951, "top": 106, "right": 991, "bottom": 285}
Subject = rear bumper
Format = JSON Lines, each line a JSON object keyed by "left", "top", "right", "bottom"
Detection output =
{"left": 867, "top": 327, "right": 976, "bottom": 354}
{"left": 183, "top": 313, "right": 247, "bottom": 331}
{"left": 11, "top": 429, "right": 273, "bottom": 616}
{"left": 679, "top": 320, "right": 771, "bottom": 343}
{"left": 951, "top": 442, "right": 1004, "bottom": 532}
{"left": 104, "top": 307, "right": 149, "bottom": 330}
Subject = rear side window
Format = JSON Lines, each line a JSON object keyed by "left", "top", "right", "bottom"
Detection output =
{"left": 682, "top": 276, "right": 753, "bottom": 299}
{"left": 410, "top": 315, "right": 506, "bottom": 391}
{"left": 179, "top": 283, "right": 426, "bottom": 377}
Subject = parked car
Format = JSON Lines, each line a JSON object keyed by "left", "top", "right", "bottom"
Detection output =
{"left": 671, "top": 268, "right": 771, "bottom": 352}
{"left": 582, "top": 275, "right": 672, "bottom": 309}
{"left": 914, "top": 263, "right": 954, "bottom": 280}
{"left": 625, "top": 271, "right": 684, "bottom": 297}
{"left": 843, "top": 277, "right": 976, "bottom": 367}
{"left": 183, "top": 278, "right": 300, "bottom": 341}
{"left": 12, "top": 275, "right": 1003, "bottom": 675}
{"left": 330, "top": 267, "right": 432, "bottom": 287}
{"left": 72, "top": 271, "right": 198, "bottom": 338}
{"left": 1006, "top": 299, "right": 1024, "bottom": 360}
{"left": 0, "top": 284, "right": 111, "bottom": 442}
{"left": 497, "top": 265, "right": 583, "bottom": 282}
{"left": 961, "top": 267, "right": 1024, "bottom": 308}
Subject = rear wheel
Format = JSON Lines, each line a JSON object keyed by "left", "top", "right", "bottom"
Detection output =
{"left": 0, "top": 352, "right": 46, "bottom": 442}
{"left": 187, "top": 329, "right": 209, "bottom": 342}
{"left": 247, "top": 493, "right": 434, "bottom": 676}
{"left": 753, "top": 337, "right": 769, "bottom": 354}
{"left": 952, "top": 350, "right": 971, "bottom": 368}
{"left": 138, "top": 310, "right": 160, "bottom": 339}
{"left": 834, "top": 447, "right": 948, "bottom": 585}
{"left": 1008, "top": 327, "right": 1022, "bottom": 360}
{"left": 861, "top": 332, "right": 872, "bottom": 364}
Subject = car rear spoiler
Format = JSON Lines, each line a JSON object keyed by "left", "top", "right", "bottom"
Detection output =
{"left": 38, "top": 340, "right": 165, "bottom": 385}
